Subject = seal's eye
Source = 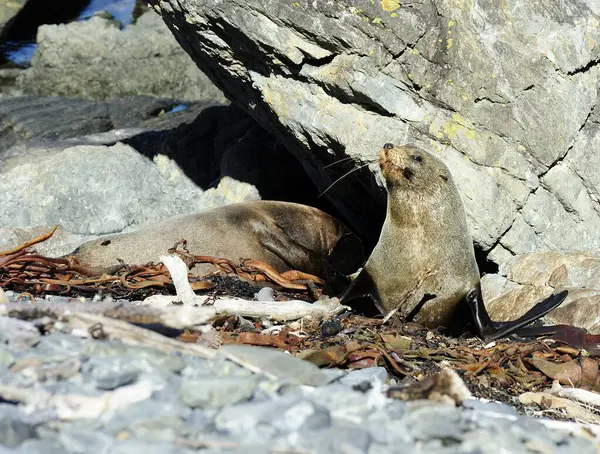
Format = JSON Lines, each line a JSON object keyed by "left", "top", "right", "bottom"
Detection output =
{"left": 440, "top": 175, "right": 449, "bottom": 182}
{"left": 411, "top": 155, "right": 423, "bottom": 162}
{"left": 383, "top": 143, "right": 394, "bottom": 150}
{"left": 100, "top": 240, "right": 112, "bottom": 246}
{"left": 403, "top": 167, "right": 415, "bottom": 180}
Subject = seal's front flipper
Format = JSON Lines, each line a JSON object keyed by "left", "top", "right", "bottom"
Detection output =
{"left": 466, "top": 286, "right": 568, "bottom": 341}
{"left": 339, "top": 269, "right": 382, "bottom": 317}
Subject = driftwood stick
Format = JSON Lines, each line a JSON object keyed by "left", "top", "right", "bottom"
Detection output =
{"left": 0, "top": 301, "right": 216, "bottom": 330}
{"left": 143, "top": 255, "right": 347, "bottom": 321}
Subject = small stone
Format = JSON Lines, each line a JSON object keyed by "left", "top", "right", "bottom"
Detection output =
{"left": 219, "top": 345, "right": 327, "bottom": 386}
{"left": 58, "top": 429, "right": 113, "bottom": 453}
{"left": 254, "top": 287, "right": 274, "bottom": 301}
{"left": 110, "top": 439, "right": 191, "bottom": 454}
{"left": 0, "top": 317, "right": 41, "bottom": 350}
{"left": 320, "top": 320, "right": 342, "bottom": 338}
{"left": 296, "top": 424, "right": 372, "bottom": 454}
{"left": 179, "top": 376, "right": 257, "bottom": 409}
{"left": 81, "top": 357, "right": 141, "bottom": 390}
{"left": 339, "top": 367, "right": 388, "bottom": 387}
{"left": 0, "top": 405, "right": 36, "bottom": 448}
{"left": 462, "top": 398, "right": 518, "bottom": 416}
{"left": 16, "top": 438, "right": 66, "bottom": 454}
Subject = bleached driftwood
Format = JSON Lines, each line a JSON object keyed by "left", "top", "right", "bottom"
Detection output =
{"left": 143, "top": 255, "right": 347, "bottom": 321}
{"left": 67, "top": 312, "right": 218, "bottom": 359}
{"left": 550, "top": 381, "right": 600, "bottom": 408}
{"left": 0, "top": 300, "right": 216, "bottom": 330}
{"left": 519, "top": 391, "right": 600, "bottom": 425}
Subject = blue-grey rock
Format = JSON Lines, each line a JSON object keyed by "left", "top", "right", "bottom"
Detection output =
{"left": 403, "top": 404, "right": 464, "bottom": 442}
{"left": 0, "top": 405, "right": 36, "bottom": 448}
{"left": 296, "top": 424, "right": 372, "bottom": 454}
{"left": 29, "top": 333, "right": 89, "bottom": 357}
{"left": 219, "top": 345, "right": 327, "bottom": 386}
{"left": 462, "top": 398, "right": 518, "bottom": 416}
{"left": 304, "top": 384, "right": 377, "bottom": 423}
{"left": 103, "top": 400, "right": 191, "bottom": 441}
{"left": 109, "top": 439, "right": 194, "bottom": 454}
{"left": 178, "top": 376, "right": 257, "bottom": 409}
{"left": 58, "top": 429, "right": 114, "bottom": 454}
{"left": 81, "top": 357, "right": 141, "bottom": 390}
{"left": 17, "top": 438, "right": 65, "bottom": 454}
{"left": 0, "top": 317, "right": 40, "bottom": 351}
{"left": 339, "top": 367, "right": 388, "bottom": 388}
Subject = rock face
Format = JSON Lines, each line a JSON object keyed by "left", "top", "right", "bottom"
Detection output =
{"left": 18, "top": 11, "right": 227, "bottom": 103}
{"left": 0, "top": 139, "right": 259, "bottom": 235}
{"left": 0, "top": 0, "right": 27, "bottom": 36}
{"left": 153, "top": 0, "right": 600, "bottom": 262}
{"left": 0, "top": 96, "right": 335, "bottom": 256}
{"left": 482, "top": 252, "right": 600, "bottom": 334}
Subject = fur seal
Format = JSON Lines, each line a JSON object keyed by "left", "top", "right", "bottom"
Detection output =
{"left": 341, "top": 144, "right": 567, "bottom": 339}
{"left": 72, "top": 201, "right": 363, "bottom": 278}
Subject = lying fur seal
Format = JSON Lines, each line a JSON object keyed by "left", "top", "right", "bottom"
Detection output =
{"left": 341, "top": 144, "right": 566, "bottom": 339}
{"left": 72, "top": 201, "right": 363, "bottom": 277}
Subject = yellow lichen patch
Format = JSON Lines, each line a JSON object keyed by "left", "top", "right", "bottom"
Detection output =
{"left": 390, "top": 12, "right": 398, "bottom": 17}
{"left": 446, "top": 38, "right": 453, "bottom": 49}
{"left": 372, "top": 17, "right": 383, "bottom": 24}
{"left": 448, "top": 20, "right": 456, "bottom": 27}
{"left": 431, "top": 114, "right": 477, "bottom": 141}
{"left": 292, "top": 2, "right": 301, "bottom": 7}
{"left": 381, "top": 0, "right": 400, "bottom": 12}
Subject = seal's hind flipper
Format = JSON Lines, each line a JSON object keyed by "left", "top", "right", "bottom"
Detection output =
{"left": 466, "top": 286, "right": 568, "bottom": 341}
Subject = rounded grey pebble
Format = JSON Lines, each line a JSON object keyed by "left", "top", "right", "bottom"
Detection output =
{"left": 81, "top": 357, "right": 141, "bottom": 390}
{"left": 0, "top": 406, "right": 36, "bottom": 448}
{"left": 179, "top": 376, "right": 258, "bottom": 409}
{"left": 339, "top": 367, "right": 388, "bottom": 387}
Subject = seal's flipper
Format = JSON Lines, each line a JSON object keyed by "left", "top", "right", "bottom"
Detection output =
{"left": 466, "top": 286, "right": 568, "bottom": 341}
{"left": 325, "top": 232, "right": 364, "bottom": 275}
{"left": 339, "top": 269, "right": 382, "bottom": 316}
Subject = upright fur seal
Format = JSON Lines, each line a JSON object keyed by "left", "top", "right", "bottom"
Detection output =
{"left": 72, "top": 201, "right": 363, "bottom": 277}
{"left": 341, "top": 144, "right": 567, "bottom": 339}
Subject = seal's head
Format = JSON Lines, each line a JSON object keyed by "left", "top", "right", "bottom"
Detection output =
{"left": 379, "top": 143, "right": 453, "bottom": 197}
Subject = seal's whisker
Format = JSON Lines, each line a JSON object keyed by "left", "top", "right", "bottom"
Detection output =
{"left": 323, "top": 157, "right": 354, "bottom": 169}
{"left": 318, "top": 163, "right": 371, "bottom": 198}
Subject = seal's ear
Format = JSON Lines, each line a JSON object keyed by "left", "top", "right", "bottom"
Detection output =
{"left": 325, "top": 232, "right": 365, "bottom": 275}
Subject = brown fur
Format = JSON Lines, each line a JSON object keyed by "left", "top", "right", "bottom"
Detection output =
{"left": 343, "top": 144, "right": 480, "bottom": 328}
{"left": 72, "top": 201, "right": 353, "bottom": 277}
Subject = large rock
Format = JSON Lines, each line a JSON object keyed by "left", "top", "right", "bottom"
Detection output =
{"left": 482, "top": 252, "right": 600, "bottom": 334}
{"left": 152, "top": 0, "right": 600, "bottom": 261}
{"left": 0, "top": 95, "right": 216, "bottom": 153}
{"left": 0, "top": 97, "right": 338, "bottom": 256}
{"left": 0, "top": 140, "right": 259, "bottom": 234}
{"left": 18, "top": 11, "right": 227, "bottom": 103}
{"left": 0, "top": 0, "right": 27, "bottom": 36}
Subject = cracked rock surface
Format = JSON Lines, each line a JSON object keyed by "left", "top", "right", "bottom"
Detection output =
{"left": 152, "top": 0, "right": 600, "bottom": 262}
{"left": 482, "top": 251, "right": 600, "bottom": 333}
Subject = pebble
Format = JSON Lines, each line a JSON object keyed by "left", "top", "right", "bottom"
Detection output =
{"left": 0, "top": 293, "right": 598, "bottom": 453}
